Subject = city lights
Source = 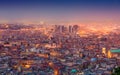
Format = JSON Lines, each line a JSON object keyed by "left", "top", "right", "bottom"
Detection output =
{"left": 0, "top": 0, "right": 120, "bottom": 75}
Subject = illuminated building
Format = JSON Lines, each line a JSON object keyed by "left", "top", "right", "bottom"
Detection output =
{"left": 48, "top": 62, "right": 59, "bottom": 75}
{"left": 24, "top": 64, "right": 30, "bottom": 68}
{"left": 102, "top": 47, "right": 106, "bottom": 55}
{"left": 108, "top": 50, "right": 112, "bottom": 58}
{"left": 110, "top": 49, "right": 120, "bottom": 59}
{"left": 54, "top": 68, "right": 59, "bottom": 75}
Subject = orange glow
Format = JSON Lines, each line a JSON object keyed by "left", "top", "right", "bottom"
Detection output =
{"left": 38, "top": 54, "right": 48, "bottom": 58}
{"left": 108, "top": 50, "right": 112, "bottom": 58}
{"left": 102, "top": 48, "right": 106, "bottom": 55}
{"left": 77, "top": 24, "right": 116, "bottom": 36}
{"left": 48, "top": 62, "right": 59, "bottom": 75}
{"left": 35, "top": 44, "right": 40, "bottom": 48}
{"left": 48, "top": 62, "right": 54, "bottom": 67}
{"left": 50, "top": 52, "right": 58, "bottom": 56}
{"left": 54, "top": 69, "right": 59, "bottom": 75}
{"left": 5, "top": 25, "right": 9, "bottom": 28}
{"left": 13, "top": 65, "right": 17, "bottom": 69}
{"left": 24, "top": 64, "right": 30, "bottom": 68}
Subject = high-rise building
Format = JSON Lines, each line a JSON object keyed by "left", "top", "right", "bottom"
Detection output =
{"left": 72, "top": 25, "right": 79, "bottom": 34}
{"left": 69, "top": 25, "right": 73, "bottom": 33}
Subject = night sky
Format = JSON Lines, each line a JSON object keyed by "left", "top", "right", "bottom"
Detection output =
{"left": 0, "top": 0, "right": 120, "bottom": 24}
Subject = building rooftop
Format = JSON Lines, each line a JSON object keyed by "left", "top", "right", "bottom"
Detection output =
{"left": 110, "top": 49, "right": 120, "bottom": 53}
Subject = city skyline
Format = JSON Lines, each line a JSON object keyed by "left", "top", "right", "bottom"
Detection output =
{"left": 0, "top": 0, "right": 120, "bottom": 25}
{"left": 0, "top": 1, "right": 120, "bottom": 74}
